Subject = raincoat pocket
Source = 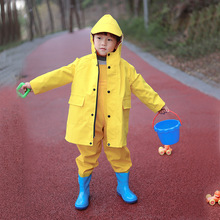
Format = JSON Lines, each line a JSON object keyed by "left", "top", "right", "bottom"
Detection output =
{"left": 122, "top": 98, "right": 131, "bottom": 109}
{"left": 68, "top": 94, "right": 85, "bottom": 107}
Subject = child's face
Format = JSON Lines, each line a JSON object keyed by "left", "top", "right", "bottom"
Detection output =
{"left": 93, "top": 33, "right": 119, "bottom": 57}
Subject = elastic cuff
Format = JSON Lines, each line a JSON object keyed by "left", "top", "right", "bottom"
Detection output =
{"left": 78, "top": 171, "right": 93, "bottom": 178}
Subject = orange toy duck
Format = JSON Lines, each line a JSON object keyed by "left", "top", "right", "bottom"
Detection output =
{"left": 206, "top": 190, "right": 220, "bottom": 206}
{"left": 158, "top": 145, "right": 172, "bottom": 156}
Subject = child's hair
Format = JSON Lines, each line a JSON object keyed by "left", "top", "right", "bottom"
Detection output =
{"left": 93, "top": 32, "right": 121, "bottom": 43}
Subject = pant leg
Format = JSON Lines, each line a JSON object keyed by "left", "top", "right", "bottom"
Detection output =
{"left": 76, "top": 141, "right": 102, "bottom": 177}
{"left": 103, "top": 136, "right": 132, "bottom": 173}
{"left": 76, "top": 118, "right": 104, "bottom": 177}
{"left": 99, "top": 64, "right": 132, "bottom": 173}
{"left": 76, "top": 75, "right": 106, "bottom": 177}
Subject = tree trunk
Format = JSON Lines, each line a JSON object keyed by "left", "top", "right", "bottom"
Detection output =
{"left": 58, "top": 0, "right": 66, "bottom": 30}
{"left": 7, "top": 0, "right": 13, "bottom": 43}
{"left": 128, "top": 0, "right": 135, "bottom": 16}
{"left": 0, "top": 0, "right": 6, "bottom": 45}
{"left": 137, "top": 0, "right": 143, "bottom": 16}
{"left": 74, "top": 0, "right": 81, "bottom": 29}
{"left": 33, "top": 1, "right": 43, "bottom": 36}
{"left": 143, "top": 0, "right": 148, "bottom": 29}
{"left": 134, "top": 0, "right": 139, "bottom": 17}
{"left": 25, "top": 0, "right": 34, "bottom": 41}
{"left": 69, "top": 0, "right": 74, "bottom": 33}
{"left": 46, "top": 0, "right": 54, "bottom": 33}
{"left": 30, "top": 1, "right": 40, "bottom": 36}
{"left": 79, "top": 0, "right": 85, "bottom": 28}
{"left": 12, "top": 0, "right": 21, "bottom": 41}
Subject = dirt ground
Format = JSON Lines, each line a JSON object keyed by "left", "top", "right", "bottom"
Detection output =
{"left": 153, "top": 51, "right": 220, "bottom": 87}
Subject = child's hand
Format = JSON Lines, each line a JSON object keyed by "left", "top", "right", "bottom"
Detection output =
{"left": 158, "top": 105, "right": 169, "bottom": 114}
{"left": 21, "top": 82, "right": 32, "bottom": 92}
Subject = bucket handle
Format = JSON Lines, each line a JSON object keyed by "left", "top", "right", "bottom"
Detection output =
{"left": 152, "top": 110, "right": 182, "bottom": 129}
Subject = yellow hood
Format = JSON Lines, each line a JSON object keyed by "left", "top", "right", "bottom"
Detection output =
{"left": 90, "top": 14, "right": 123, "bottom": 55}
{"left": 91, "top": 14, "right": 122, "bottom": 37}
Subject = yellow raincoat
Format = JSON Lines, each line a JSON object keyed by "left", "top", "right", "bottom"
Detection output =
{"left": 30, "top": 14, "right": 165, "bottom": 148}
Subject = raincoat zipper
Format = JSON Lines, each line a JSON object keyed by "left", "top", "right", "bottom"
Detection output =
{"left": 93, "top": 58, "right": 100, "bottom": 138}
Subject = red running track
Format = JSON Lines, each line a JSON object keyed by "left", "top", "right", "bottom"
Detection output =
{"left": 0, "top": 29, "right": 219, "bottom": 219}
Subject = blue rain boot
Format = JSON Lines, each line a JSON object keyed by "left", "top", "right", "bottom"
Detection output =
{"left": 75, "top": 174, "right": 92, "bottom": 210}
{"left": 116, "top": 172, "right": 138, "bottom": 204}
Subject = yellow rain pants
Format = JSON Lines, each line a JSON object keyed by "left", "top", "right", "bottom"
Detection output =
{"left": 76, "top": 64, "right": 132, "bottom": 177}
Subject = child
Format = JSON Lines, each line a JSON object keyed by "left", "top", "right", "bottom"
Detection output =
{"left": 21, "top": 14, "right": 169, "bottom": 210}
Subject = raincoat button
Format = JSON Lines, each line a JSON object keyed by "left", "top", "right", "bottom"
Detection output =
{"left": 108, "top": 115, "right": 111, "bottom": 118}
{"left": 93, "top": 88, "right": 96, "bottom": 91}
{"left": 108, "top": 143, "right": 110, "bottom": 146}
{"left": 91, "top": 114, "right": 94, "bottom": 116}
{"left": 108, "top": 66, "right": 111, "bottom": 69}
{"left": 108, "top": 53, "right": 110, "bottom": 56}
{"left": 90, "top": 142, "right": 92, "bottom": 145}
{"left": 107, "top": 90, "right": 110, "bottom": 93}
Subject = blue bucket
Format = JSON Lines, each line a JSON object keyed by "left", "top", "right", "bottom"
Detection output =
{"left": 154, "top": 119, "right": 181, "bottom": 145}
{"left": 153, "top": 110, "right": 182, "bottom": 145}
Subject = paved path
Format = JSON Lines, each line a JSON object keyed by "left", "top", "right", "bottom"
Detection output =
{"left": 123, "top": 41, "right": 220, "bottom": 100}
{"left": 1, "top": 30, "right": 219, "bottom": 99}
{"left": 0, "top": 32, "right": 66, "bottom": 87}
{"left": 0, "top": 28, "right": 219, "bottom": 219}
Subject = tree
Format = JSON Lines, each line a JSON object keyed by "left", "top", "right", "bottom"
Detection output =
{"left": 143, "top": 0, "right": 148, "bottom": 29}
{"left": 25, "top": 0, "right": 34, "bottom": 40}
{"left": 0, "top": 0, "right": 6, "bottom": 45}
{"left": 74, "top": 0, "right": 81, "bottom": 29}
{"left": 128, "top": 0, "right": 134, "bottom": 15}
{"left": 69, "top": 0, "right": 81, "bottom": 33}
{"left": 46, "top": 0, "right": 54, "bottom": 33}
{"left": 69, "top": 0, "right": 74, "bottom": 32}
{"left": 127, "top": 0, "right": 144, "bottom": 17}
{"left": 12, "top": 0, "right": 21, "bottom": 41}
{"left": 6, "top": 0, "right": 13, "bottom": 43}
{"left": 79, "top": 0, "right": 85, "bottom": 28}
{"left": 33, "top": 0, "right": 43, "bottom": 37}
{"left": 58, "top": 0, "right": 66, "bottom": 30}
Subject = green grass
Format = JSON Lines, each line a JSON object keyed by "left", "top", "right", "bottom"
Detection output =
{"left": 171, "top": 37, "right": 220, "bottom": 59}
{"left": 0, "top": 40, "right": 25, "bottom": 53}
{"left": 119, "top": 17, "right": 170, "bottom": 50}
{"left": 119, "top": 17, "right": 219, "bottom": 60}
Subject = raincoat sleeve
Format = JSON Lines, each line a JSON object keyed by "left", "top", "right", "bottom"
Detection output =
{"left": 130, "top": 66, "right": 165, "bottom": 113}
{"left": 30, "top": 59, "right": 77, "bottom": 95}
